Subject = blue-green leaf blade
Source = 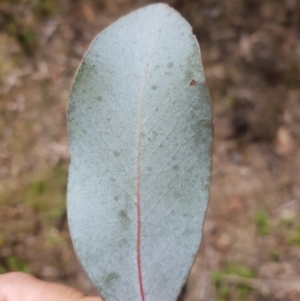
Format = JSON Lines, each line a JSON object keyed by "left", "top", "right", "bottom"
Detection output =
{"left": 68, "top": 4, "right": 212, "bottom": 301}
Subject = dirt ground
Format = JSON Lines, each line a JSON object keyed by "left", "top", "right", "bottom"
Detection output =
{"left": 0, "top": 1, "right": 300, "bottom": 301}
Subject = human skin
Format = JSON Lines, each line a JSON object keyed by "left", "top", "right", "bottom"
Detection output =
{"left": 0, "top": 272, "right": 102, "bottom": 301}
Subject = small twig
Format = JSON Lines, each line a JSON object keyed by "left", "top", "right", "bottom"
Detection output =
{"left": 220, "top": 274, "right": 300, "bottom": 297}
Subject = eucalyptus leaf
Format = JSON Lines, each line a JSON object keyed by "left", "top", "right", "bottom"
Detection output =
{"left": 67, "top": 3, "right": 212, "bottom": 301}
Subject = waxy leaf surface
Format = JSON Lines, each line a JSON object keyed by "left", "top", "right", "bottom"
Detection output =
{"left": 68, "top": 4, "right": 212, "bottom": 301}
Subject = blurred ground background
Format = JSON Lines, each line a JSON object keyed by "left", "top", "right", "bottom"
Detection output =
{"left": 0, "top": 0, "right": 300, "bottom": 300}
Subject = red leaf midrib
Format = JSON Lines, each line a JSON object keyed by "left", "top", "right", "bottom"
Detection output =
{"left": 136, "top": 131, "right": 145, "bottom": 301}
{"left": 136, "top": 66, "right": 147, "bottom": 301}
